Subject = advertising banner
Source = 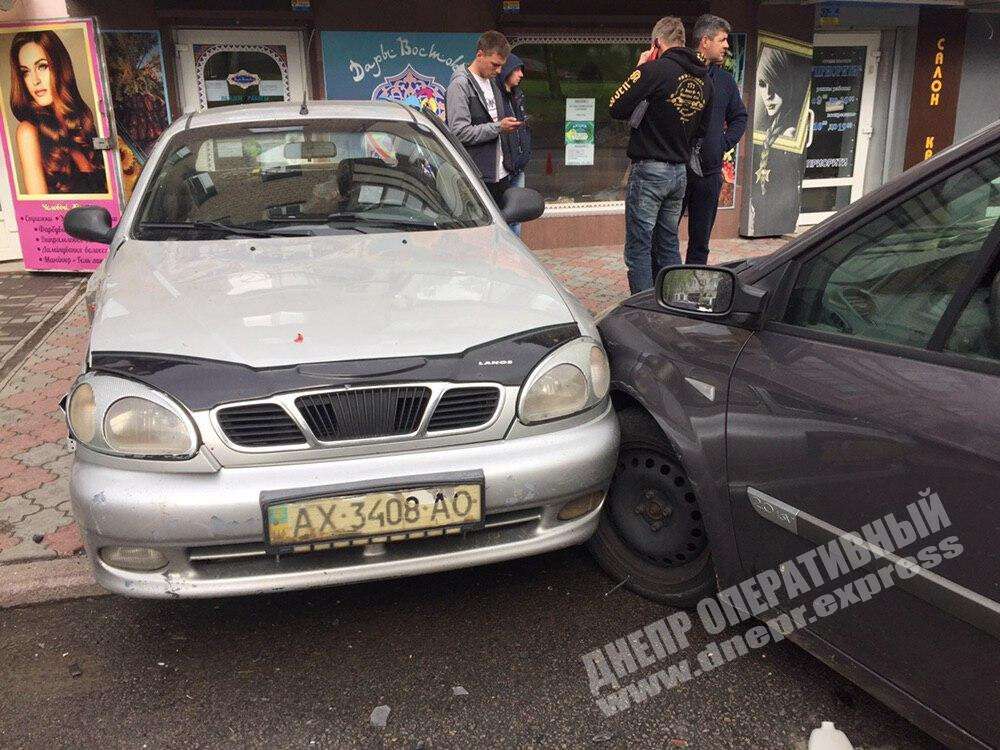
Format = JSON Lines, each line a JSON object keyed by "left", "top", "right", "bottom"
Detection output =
{"left": 803, "top": 45, "right": 865, "bottom": 182}
{"left": 564, "top": 97, "right": 594, "bottom": 166}
{"left": 741, "top": 32, "right": 813, "bottom": 237}
{"left": 322, "top": 32, "right": 478, "bottom": 119}
{"left": 0, "top": 18, "right": 122, "bottom": 271}
{"left": 102, "top": 30, "right": 171, "bottom": 201}
{"left": 903, "top": 6, "right": 967, "bottom": 168}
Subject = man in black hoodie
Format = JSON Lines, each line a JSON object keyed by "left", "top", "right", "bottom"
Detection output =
{"left": 683, "top": 14, "right": 747, "bottom": 265}
{"left": 610, "top": 16, "right": 713, "bottom": 293}
{"left": 497, "top": 52, "right": 532, "bottom": 236}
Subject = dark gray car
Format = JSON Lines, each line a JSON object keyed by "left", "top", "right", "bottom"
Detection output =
{"left": 594, "top": 120, "right": 1000, "bottom": 749}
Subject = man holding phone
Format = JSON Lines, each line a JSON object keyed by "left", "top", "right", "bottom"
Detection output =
{"left": 609, "top": 16, "right": 713, "bottom": 293}
{"left": 446, "top": 31, "right": 523, "bottom": 207}
{"left": 497, "top": 52, "right": 532, "bottom": 235}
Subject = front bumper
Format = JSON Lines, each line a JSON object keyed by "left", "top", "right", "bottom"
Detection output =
{"left": 70, "top": 404, "right": 619, "bottom": 598}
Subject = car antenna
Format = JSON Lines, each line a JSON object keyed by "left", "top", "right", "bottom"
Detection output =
{"left": 301, "top": 28, "right": 317, "bottom": 115}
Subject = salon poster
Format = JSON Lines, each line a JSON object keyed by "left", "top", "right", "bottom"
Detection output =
{"left": 564, "top": 97, "right": 595, "bottom": 166}
{"left": 741, "top": 32, "right": 812, "bottom": 237}
{"left": 102, "top": 30, "right": 171, "bottom": 201}
{"left": 322, "top": 32, "right": 478, "bottom": 120}
{"left": 0, "top": 18, "right": 122, "bottom": 271}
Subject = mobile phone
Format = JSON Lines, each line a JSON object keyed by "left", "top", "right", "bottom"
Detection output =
{"left": 648, "top": 40, "right": 662, "bottom": 61}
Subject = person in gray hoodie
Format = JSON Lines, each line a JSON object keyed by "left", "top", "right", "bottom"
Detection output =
{"left": 445, "top": 31, "right": 524, "bottom": 207}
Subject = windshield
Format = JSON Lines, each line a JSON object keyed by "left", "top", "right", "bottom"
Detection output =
{"left": 132, "top": 118, "right": 492, "bottom": 239}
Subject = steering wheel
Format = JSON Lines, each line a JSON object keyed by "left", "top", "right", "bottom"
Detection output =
{"left": 823, "top": 286, "right": 882, "bottom": 335}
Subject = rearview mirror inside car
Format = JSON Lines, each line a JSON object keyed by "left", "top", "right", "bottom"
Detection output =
{"left": 284, "top": 141, "right": 338, "bottom": 160}
{"left": 657, "top": 266, "right": 735, "bottom": 315}
{"left": 63, "top": 206, "right": 116, "bottom": 245}
{"left": 500, "top": 187, "right": 544, "bottom": 225}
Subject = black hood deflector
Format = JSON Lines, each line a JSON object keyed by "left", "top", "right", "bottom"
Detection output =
{"left": 91, "top": 323, "right": 581, "bottom": 411}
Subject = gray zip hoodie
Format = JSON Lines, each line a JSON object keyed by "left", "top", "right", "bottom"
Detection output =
{"left": 445, "top": 66, "right": 504, "bottom": 183}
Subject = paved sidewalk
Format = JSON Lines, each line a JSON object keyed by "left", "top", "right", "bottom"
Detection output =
{"left": 0, "top": 239, "right": 784, "bottom": 568}
{"left": 0, "top": 273, "right": 85, "bottom": 382}
{"left": 0, "top": 297, "right": 89, "bottom": 563}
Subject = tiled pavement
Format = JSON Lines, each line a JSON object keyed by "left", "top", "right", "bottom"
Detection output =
{"left": 0, "top": 239, "right": 785, "bottom": 567}
{"left": 0, "top": 273, "right": 85, "bottom": 380}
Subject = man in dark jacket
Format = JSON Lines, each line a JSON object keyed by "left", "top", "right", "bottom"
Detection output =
{"left": 445, "top": 31, "right": 524, "bottom": 207}
{"left": 683, "top": 14, "right": 748, "bottom": 265}
{"left": 497, "top": 52, "right": 532, "bottom": 235}
{"left": 609, "top": 16, "right": 713, "bottom": 293}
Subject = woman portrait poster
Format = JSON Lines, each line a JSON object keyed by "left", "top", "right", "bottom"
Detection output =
{"left": 0, "top": 24, "right": 110, "bottom": 197}
{"left": 742, "top": 33, "right": 812, "bottom": 237}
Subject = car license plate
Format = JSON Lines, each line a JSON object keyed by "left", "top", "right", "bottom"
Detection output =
{"left": 264, "top": 483, "right": 483, "bottom": 548}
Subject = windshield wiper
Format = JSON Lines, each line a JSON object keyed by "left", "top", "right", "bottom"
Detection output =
{"left": 138, "top": 221, "right": 314, "bottom": 238}
{"left": 325, "top": 212, "right": 440, "bottom": 230}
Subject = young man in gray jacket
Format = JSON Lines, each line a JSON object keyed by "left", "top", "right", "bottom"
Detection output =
{"left": 445, "top": 31, "right": 523, "bottom": 206}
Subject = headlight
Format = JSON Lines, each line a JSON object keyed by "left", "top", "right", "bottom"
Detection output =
{"left": 589, "top": 345, "right": 610, "bottom": 399}
{"left": 518, "top": 338, "right": 611, "bottom": 424}
{"left": 67, "top": 383, "right": 96, "bottom": 443}
{"left": 105, "top": 397, "right": 194, "bottom": 455}
{"left": 66, "top": 375, "right": 199, "bottom": 459}
{"left": 521, "top": 363, "right": 588, "bottom": 422}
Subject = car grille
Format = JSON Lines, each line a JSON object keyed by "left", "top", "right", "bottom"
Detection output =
{"left": 427, "top": 387, "right": 501, "bottom": 431}
{"left": 295, "top": 386, "right": 431, "bottom": 442}
{"left": 216, "top": 404, "right": 306, "bottom": 448}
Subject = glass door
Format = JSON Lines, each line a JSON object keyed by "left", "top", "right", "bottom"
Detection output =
{"left": 799, "top": 33, "right": 880, "bottom": 225}
{"left": 175, "top": 30, "right": 307, "bottom": 113}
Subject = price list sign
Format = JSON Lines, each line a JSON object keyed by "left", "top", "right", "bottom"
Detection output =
{"left": 804, "top": 46, "right": 867, "bottom": 181}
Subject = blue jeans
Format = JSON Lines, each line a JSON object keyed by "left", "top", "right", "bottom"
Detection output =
{"left": 624, "top": 160, "right": 687, "bottom": 293}
{"left": 510, "top": 171, "right": 525, "bottom": 237}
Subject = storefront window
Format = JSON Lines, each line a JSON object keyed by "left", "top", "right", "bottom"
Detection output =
{"left": 512, "top": 38, "right": 646, "bottom": 208}
{"left": 195, "top": 44, "right": 290, "bottom": 109}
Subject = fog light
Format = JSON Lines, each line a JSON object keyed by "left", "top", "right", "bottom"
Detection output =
{"left": 557, "top": 491, "right": 604, "bottom": 521}
{"left": 99, "top": 546, "right": 168, "bottom": 572}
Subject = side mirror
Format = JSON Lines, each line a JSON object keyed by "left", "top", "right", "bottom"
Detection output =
{"left": 64, "top": 206, "right": 115, "bottom": 244}
{"left": 657, "top": 266, "right": 736, "bottom": 315}
{"left": 500, "top": 187, "right": 544, "bottom": 224}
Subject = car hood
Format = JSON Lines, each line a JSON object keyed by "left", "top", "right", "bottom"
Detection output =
{"left": 90, "top": 227, "right": 575, "bottom": 368}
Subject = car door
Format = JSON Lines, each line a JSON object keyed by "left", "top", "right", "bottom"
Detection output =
{"left": 726, "top": 145, "right": 1000, "bottom": 746}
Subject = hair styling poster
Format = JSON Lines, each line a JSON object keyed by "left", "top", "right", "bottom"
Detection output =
{"left": 0, "top": 17, "right": 123, "bottom": 271}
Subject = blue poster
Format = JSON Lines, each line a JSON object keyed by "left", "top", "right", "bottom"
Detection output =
{"left": 322, "top": 32, "right": 478, "bottom": 120}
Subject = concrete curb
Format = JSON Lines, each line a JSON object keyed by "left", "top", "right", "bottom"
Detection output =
{"left": 0, "top": 555, "right": 108, "bottom": 609}
{"left": 0, "top": 283, "right": 85, "bottom": 389}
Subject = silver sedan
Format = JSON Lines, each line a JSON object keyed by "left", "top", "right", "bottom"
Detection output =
{"left": 62, "top": 100, "right": 619, "bottom": 598}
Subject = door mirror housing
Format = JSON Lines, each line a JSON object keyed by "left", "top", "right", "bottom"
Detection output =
{"left": 657, "top": 266, "right": 736, "bottom": 315}
{"left": 64, "top": 206, "right": 116, "bottom": 244}
{"left": 500, "top": 187, "right": 545, "bottom": 224}
{"left": 656, "top": 265, "right": 768, "bottom": 318}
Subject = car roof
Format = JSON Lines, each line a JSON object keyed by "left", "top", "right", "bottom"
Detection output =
{"left": 181, "top": 100, "right": 416, "bottom": 129}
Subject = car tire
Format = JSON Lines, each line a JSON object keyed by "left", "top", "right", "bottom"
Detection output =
{"left": 589, "top": 406, "right": 716, "bottom": 607}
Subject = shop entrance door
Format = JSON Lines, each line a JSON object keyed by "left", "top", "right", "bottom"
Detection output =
{"left": 799, "top": 33, "right": 880, "bottom": 225}
{"left": 175, "top": 29, "right": 307, "bottom": 113}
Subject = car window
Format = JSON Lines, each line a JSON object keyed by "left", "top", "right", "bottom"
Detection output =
{"left": 133, "top": 118, "right": 491, "bottom": 239}
{"left": 945, "top": 258, "right": 1000, "bottom": 362}
{"left": 783, "top": 152, "right": 1000, "bottom": 349}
